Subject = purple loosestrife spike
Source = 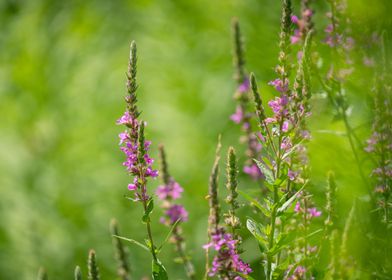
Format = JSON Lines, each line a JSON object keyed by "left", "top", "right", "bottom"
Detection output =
{"left": 88, "top": 250, "right": 100, "bottom": 280}
{"left": 277, "top": 0, "right": 293, "bottom": 82}
{"left": 74, "top": 266, "right": 82, "bottom": 280}
{"left": 157, "top": 145, "right": 195, "bottom": 279}
{"left": 230, "top": 19, "right": 262, "bottom": 180}
{"left": 250, "top": 73, "right": 266, "bottom": 124}
{"left": 291, "top": 0, "right": 314, "bottom": 45}
{"left": 37, "top": 267, "right": 48, "bottom": 280}
{"left": 365, "top": 33, "right": 392, "bottom": 223}
{"left": 158, "top": 144, "right": 170, "bottom": 185}
{"left": 127, "top": 41, "right": 139, "bottom": 121}
{"left": 205, "top": 137, "right": 222, "bottom": 278}
{"left": 110, "top": 219, "right": 130, "bottom": 280}
{"left": 224, "top": 147, "right": 241, "bottom": 235}
{"left": 232, "top": 18, "right": 246, "bottom": 84}
{"left": 207, "top": 139, "right": 222, "bottom": 236}
{"left": 204, "top": 140, "right": 252, "bottom": 279}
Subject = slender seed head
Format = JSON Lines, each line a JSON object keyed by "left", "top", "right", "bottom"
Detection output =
{"left": 325, "top": 171, "right": 337, "bottom": 228}
{"left": 110, "top": 219, "right": 130, "bottom": 280}
{"left": 301, "top": 0, "right": 314, "bottom": 36}
{"left": 37, "top": 267, "right": 48, "bottom": 280}
{"left": 294, "top": 30, "right": 313, "bottom": 102}
{"left": 340, "top": 203, "right": 355, "bottom": 260}
{"left": 126, "top": 40, "right": 139, "bottom": 119}
{"left": 232, "top": 18, "right": 246, "bottom": 84}
{"left": 88, "top": 250, "right": 100, "bottom": 280}
{"left": 225, "top": 147, "right": 241, "bottom": 232}
{"left": 158, "top": 144, "right": 170, "bottom": 185}
{"left": 328, "top": 229, "right": 340, "bottom": 279}
{"left": 74, "top": 266, "right": 82, "bottom": 280}
{"left": 278, "top": 0, "right": 293, "bottom": 79}
{"left": 208, "top": 138, "right": 222, "bottom": 235}
{"left": 250, "top": 73, "right": 266, "bottom": 124}
{"left": 137, "top": 121, "right": 146, "bottom": 164}
{"left": 225, "top": 147, "right": 239, "bottom": 209}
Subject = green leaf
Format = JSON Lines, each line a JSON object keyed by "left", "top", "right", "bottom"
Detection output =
{"left": 246, "top": 219, "right": 267, "bottom": 250}
{"left": 277, "top": 182, "right": 307, "bottom": 214}
{"left": 254, "top": 159, "right": 274, "bottom": 185}
{"left": 112, "top": 235, "right": 150, "bottom": 252}
{"left": 158, "top": 219, "right": 181, "bottom": 252}
{"left": 238, "top": 190, "right": 271, "bottom": 217}
{"left": 142, "top": 199, "right": 154, "bottom": 223}
{"left": 152, "top": 259, "right": 168, "bottom": 280}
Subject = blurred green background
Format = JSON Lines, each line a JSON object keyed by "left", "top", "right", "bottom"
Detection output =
{"left": 0, "top": 0, "right": 391, "bottom": 279}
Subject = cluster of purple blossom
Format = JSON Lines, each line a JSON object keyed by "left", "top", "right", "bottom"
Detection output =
{"left": 291, "top": 8, "right": 313, "bottom": 45}
{"left": 204, "top": 229, "right": 252, "bottom": 279}
{"left": 117, "top": 113, "right": 158, "bottom": 201}
{"left": 156, "top": 179, "right": 188, "bottom": 225}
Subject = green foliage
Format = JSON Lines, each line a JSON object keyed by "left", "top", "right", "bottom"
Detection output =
{"left": 0, "top": 0, "right": 391, "bottom": 279}
{"left": 152, "top": 259, "right": 168, "bottom": 280}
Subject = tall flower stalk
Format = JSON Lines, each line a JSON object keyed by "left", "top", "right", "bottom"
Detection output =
{"left": 204, "top": 141, "right": 252, "bottom": 279}
{"left": 316, "top": 0, "right": 369, "bottom": 190}
{"left": 156, "top": 145, "right": 195, "bottom": 279}
{"left": 224, "top": 147, "right": 241, "bottom": 239}
{"left": 243, "top": 1, "right": 322, "bottom": 278}
{"left": 365, "top": 34, "right": 392, "bottom": 224}
{"left": 117, "top": 41, "right": 167, "bottom": 279}
{"left": 230, "top": 18, "right": 262, "bottom": 180}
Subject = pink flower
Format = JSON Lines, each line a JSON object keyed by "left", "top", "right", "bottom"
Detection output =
{"left": 268, "top": 78, "right": 289, "bottom": 93}
{"left": 237, "top": 78, "right": 250, "bottom": 93}
{"left": 156, "top": 180, "right": 184, "bottom": 200}
{"left": 282, "top": 121, "right": 289, "bottom": 132}
{"left": 288, "top": 169, "right": 298, "bottom": 181}
{"left": 308, "top": 208, "right": 322, "bottom": 217}
{"left": 165, "top": 204, "right": 188, "bottom": 224}
{"left": 294, "top": 202, "right": 301, "bottom": 213}
{"left": 230, "top": 106, "right": 244, "bottom": 124}
{"left": 243, "top": 164, "right": 263, "bottom": 180}
{"left": 291, "top": 15, "right": 299, "bottom": 24}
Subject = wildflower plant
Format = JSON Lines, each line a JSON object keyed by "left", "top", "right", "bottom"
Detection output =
{"left": 204, "top": 142, "right": 252, "bottom": 279}
{"left": 115, "top": 41, "right": 168, "bottom": 280}
{"left": 230, "top": 19, "right": 263, "bottom": 180}
{"left": 156, "top": 144, "right": 195, "bottom": 279}
{"left": 365, "top": 34, "right": 392, "bottom": 224}
{"left": 30, "top": 1, "right": 392, "bottom": 279}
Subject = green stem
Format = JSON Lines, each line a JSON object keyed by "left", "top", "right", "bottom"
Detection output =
{"left": 142, "top": 199, "right": 158, "bottom": 262}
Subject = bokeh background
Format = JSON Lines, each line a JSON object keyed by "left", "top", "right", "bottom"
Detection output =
{"left": 0, "top": 0, "right": 391, "bottom": 279}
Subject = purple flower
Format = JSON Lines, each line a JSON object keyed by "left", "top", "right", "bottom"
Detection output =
{"left": 117, "top": 111, "right": 137, "bottom": 125}
{"left": 237, "top": 78, "right": 250, "bottom": 93}
{"left": 280, "top": 137, "right": 292, "bottom": 152}
{"left": 303, "top": 9, "right": 313, "bottom": 18}
{"left": 288, "top": 169, "right": 298, "bottom": 181}
{"left": 165, "top": 204, "right": 188, "bottom": 224}
{"left": 294, "top": 201, "right": 301, "bottom": 213}
{"left": 268, "top": 95, "right": 288, "bottom": 114}
{"left": 230, "top": 106, "right": 244, "bottom": 124}
{"left": 268, "top": 78, "right": 289, "bottom": 93}
{"left": 204, "top": 230, "right": 252, "bottom": 279}
{"left": 118, "top": 117, "right": 158, "bottom": 200}
{"left": 243, "top": 164, "right": 263, "bottom": 180}
{"left": 291, "top": 15, "right": 299, "bottom": 24}
{"left": 156, "top": 180, "right": 184, "bottom": 200}
{"left": 291, "top": 29, "right": 301, "bottom": 45}
{"left": 308, "top": 207, "right": 322, "bottom": 217}
{"left": 282, "top": 121, "right": 289, "bottom": 132}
